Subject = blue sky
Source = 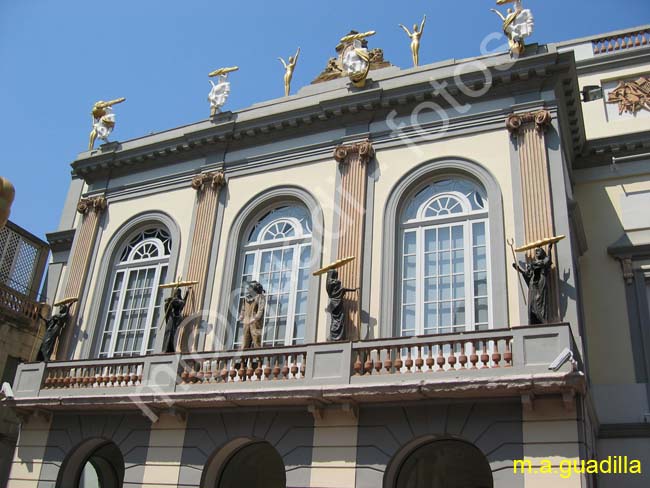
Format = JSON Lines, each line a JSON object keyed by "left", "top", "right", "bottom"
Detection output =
{"left": 1, "top": 0, "right": 648, "bottom": 240}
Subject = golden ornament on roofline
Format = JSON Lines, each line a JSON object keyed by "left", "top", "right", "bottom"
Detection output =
{"left": 313, "top": 256, "right": 356, "bottom": 276}
{"left": 54, "top": 297, "right": 79, "bottom": 307}
{"left": 514, "top": 235, "right": 565, "bottom": 253}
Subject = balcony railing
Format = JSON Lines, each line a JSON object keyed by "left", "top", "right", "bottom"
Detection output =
{"left": 592, "top": 28, "right": 650, "bottom": 55}
{"left": 11, "top": 323, "right": 583, "bottom": 408}
{"left": 0, "top": 282, "right": 43, "bottom": 323}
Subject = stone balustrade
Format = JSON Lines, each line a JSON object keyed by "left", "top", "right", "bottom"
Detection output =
{"left": 592, "top": 28, "right": 649, "bottom": 55}
{"left": 0, "top": 283, "right": 42, "bottom": 323}
{"left": 351, "top": 332, "right": 513, "bottom": 376}
{"left": 10, "top": 323, "right": 582, "bottom": 409}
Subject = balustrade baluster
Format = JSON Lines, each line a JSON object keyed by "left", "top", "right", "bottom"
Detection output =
{"left": 272, "top": 357, "right": 281, "bottom": 379}
{"left": 281, "top": 355, "right": 290, "bottom": 379}
{"left": 425, "top": 345, "right": 434, "bottom": 372}
{"left": 504, "top": 338, "right": 513, "bottom": 367}
{"left": 374, "top": 349, "right": 382, "bottom": 375}
{"left": 480, "top": 341, "right": 489, "bottom": 369}
{"left": 405, "top": 348, "right": 413, "bottom": 373}
{"left": 364, "top": 350, "right": 373, "bottom": 376}
{"left": 354, "top": 352, "right": 363, "bottom": 376}
{"left": 492, "top": 340, "right": 502, "bottom": 368}
{"left": 470, "top": 341, "right": 479, "bottom": 369}
{"left": 384, "top": 347, "right": 393, "bottom": 374}
{"left": 291, "top": 355, "right": 299, "bottom": 379}
{"left": 459, "top": 342, "right": 468, "bottom": 369}
{"left": 415, "top": 346, "right": 423, "bottom": 373}
{"left": 436, "top": 345, "right": 445, "bottom": 372}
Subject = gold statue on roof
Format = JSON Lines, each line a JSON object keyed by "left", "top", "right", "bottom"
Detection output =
{"left": 399, "top": 15, "right": 426, "bottom": 67}
{"left": 89, "top": 98, "right": 125, "bottom": 150}
{"left": 491, "top": 0, "right": 534, "bottom": 56}
{"left": 279, "top": 47, "right": 301, "bottom": 97}
{"left": 340, "top": 31, "right": 376, "bottom": 88}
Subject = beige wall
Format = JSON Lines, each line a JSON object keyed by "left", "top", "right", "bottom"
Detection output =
{"left": 6, "top": 415, "right": 51, "bottom": 488}
{"left": 574, "top": 170, "right": 650, "bottom": 386}
{"left": 205, "top": 159, "right": 338, "bottom": 346}
{"left": 578, "top": 65, "right": 650, "bottom": 141}
{"left": 72, "top": 187, "right": 196, "bottom": 359}
{"left": 369, "top": 129, "right": 521, "bottom": 336}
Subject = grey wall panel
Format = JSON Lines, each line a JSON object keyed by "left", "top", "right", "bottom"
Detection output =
{"left": 38, "top": 413, "right": 151, "bottom": 487}
{"left": 355, "top": 399, "right": 524, "bottom": 488}
{"left": 178, "top": 408, "right": 314, "bottom": 488}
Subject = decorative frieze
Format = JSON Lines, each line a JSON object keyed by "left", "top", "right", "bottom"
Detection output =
{"left": 606, "top": 76, "right": 650, "bottom": 115}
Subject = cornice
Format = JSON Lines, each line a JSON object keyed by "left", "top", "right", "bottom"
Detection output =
{"left": 45, "top": 229, "right": 76, "bottom": 253}
{"left": 69, "top": 48, "right": 580, "bottom": 181}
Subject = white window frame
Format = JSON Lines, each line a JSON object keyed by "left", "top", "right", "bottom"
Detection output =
{"left": 233, "top": 209, "right": 312, "bottom": 348}
{"left": 399, "top": 189, "right": 492, "bottom": 337}
{"left": 99, "top": 236, "right": 169, "bottom": 358}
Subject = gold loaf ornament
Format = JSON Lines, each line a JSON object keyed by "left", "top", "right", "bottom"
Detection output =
{"left": 514, "top": 235, "right": 565, "bottom": 253}
{"left": 0, "top": 176, "right": 15, "bottom": 228}
{"left": 313, "top": 256, "right": 356, "bottom": 276}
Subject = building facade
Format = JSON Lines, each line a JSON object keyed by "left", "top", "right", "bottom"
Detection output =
{"left": 5, "top": 25, "right": 650, "bottom": 488}
{"left": 0, "top": 220, "right": 49, "bottom": 486}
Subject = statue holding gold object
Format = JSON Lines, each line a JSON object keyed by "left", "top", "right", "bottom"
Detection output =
{"left": 340, "top": 31, "right": 376, "bottom": 88}
{"left": 208, "top": 66, "right": 238, "bottom": 116}
{"left": 159, "top": 278, "right": 197, "bottom": 353}
{"left": 314, "top": 256, "right": 358, "bottom": 341}
{"left": 89, "top": 98, "right": 126, "bottom": 150}
{"left": 399, "top": 15, "right": 426, "bottom": 67}
{"left": 279, "top": 48, "right": 300, "bottom": 97}
{"left": 491, "top": 0, "right": 534, "bottom": 56}
{"left": 0, "top": 176, "right": 15, "bottom": 229}
{"left": 36, "top": 297, "right": 78, "bottom": 362}
{"left": 511, "top": 235, "right": 564, "bottom": 325}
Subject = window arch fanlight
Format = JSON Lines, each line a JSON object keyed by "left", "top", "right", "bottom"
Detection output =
{"left": 399, "top": 177, "right": 491, "bottom": 337}
{"left": 97, "top": 227, "right": 171, "bottom": 358}
{"left": 232, "top": 205, "right": 313, "bottom": 348}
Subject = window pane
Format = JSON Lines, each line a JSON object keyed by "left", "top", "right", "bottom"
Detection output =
{"left": 300, "top": 246, "right": 311, "bottom": 267}
{"left": 424, "top": 303, "right": 437, "bottom": 333}
{"left": 475, "top": 297, "right": 489, "bottom": 324}
{"left": 401, "top": 305, "right": 415, "bottom": 333}
{"left": 260, "top": 252, "right": 272, "bottom": 273}
{"left": 293, "top": 315, "right": 306, "bottom": 344}
{"left": 404, "top": 231, "right": 416, "bottom": 255}
{"left": 424, "top": 229, "right": 437, "bottom": 253}
{"left": 424, "top": 253, "right": 437, "bottom": 277}
{"left": 439, "top": 251, "right": 451, "bottom": 275}
{"left": 439, "top": 276, "right": 451, "bottom": 301}
{"left": 453, "top": 301, "right": 465, "bottom": 325}
{"left": 403, "top": 279, "right": 416, "bottom": 304}
{"left": 295, "top": 291, "right": 308, "bottom": 315}
{"left": 453, "top": 275, "right": 465, "bottom": 299}
{"left": 472, "top": 222, "right": 486, "bottom": 246}
{"left": 474, "top": 271, "right": 488, "bottom": 296}
{"left": 473, "top": 246, "right": 487, "bottom": 271}
{"left": 243, "top": 253, "right": 255, "bottom": 275}
{"left": 424, "top": 277, "right": 437, "bottom": 302}
{"left": 439, "top": 227, "right": 450, "bottom": 250}
{"left": 403, "top": 255, "right": 416, "bottom": 279}
{"left": 451, "top": 226, "right": 464, "bottom": 249}
{"left": 452, "top": 250, "right": 464, "bottom": 274}
{"left": 440, "top": 302, "right": 452, "bottom": 327}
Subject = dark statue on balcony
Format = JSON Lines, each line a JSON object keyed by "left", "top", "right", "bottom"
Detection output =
{"left": 163, "top": 288, "right": 189, "bottom": 353}
{"left": 326, "top": 269, "right": 358, "bottom": 341}
{"left": 240, "top": 281, "right": 266, "bottom": 349}
{"left": 37, "top": 304, "right": 70, "bottom": 362}
{"left": 512, "top": 243, "right": 554, "bottom": 325}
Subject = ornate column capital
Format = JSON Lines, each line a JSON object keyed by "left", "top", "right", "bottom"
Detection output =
{"left": 333, "top": 140, "right": 375, "bottom": 165}
{"left": 505, "top": 109, "right": 553, "bottom": 135}
{"left": 76, "top": 196, "right": 107, "bottom": 215}
{"left": 191, "top": 170, "right": 226, "bottom": 192}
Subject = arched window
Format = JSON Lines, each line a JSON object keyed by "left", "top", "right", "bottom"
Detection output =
{"left": 98, "top": 228, "right": 170, "bottom": 358}
{"left": 56, "top": 439, "right": 125, "bottom": 488}
{"left": 399, "top": 178, "right": 490, "bottom": 336}
{"left": 232, "top": 205, "right": 312, "bottom": 347}
{"left": 385, "top": 438, "right": 493, "bottom": 488}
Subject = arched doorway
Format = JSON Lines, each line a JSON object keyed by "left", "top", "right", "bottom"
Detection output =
{"left": 56, "top": 438, "right": 124, "bottom": 488}
{"left": 201, "top": 438, "right": 285, "bottom": 488}
{"left": 384, "top": 438, "right": 493, "bottom": 488}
